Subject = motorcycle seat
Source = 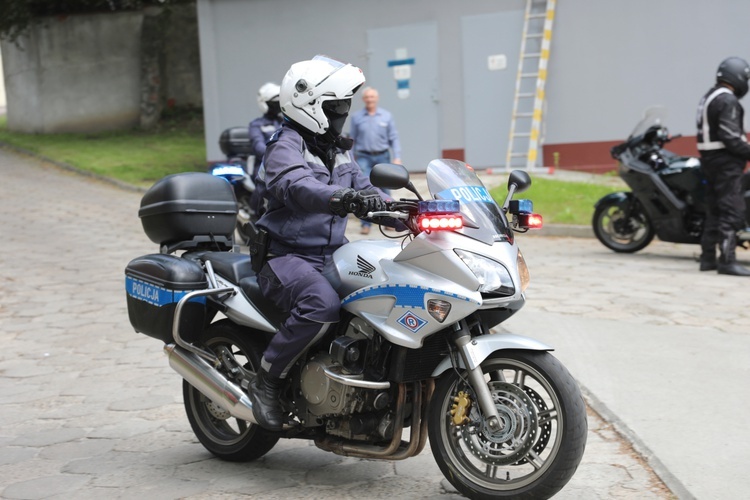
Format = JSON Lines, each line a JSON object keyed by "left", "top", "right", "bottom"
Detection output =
{"left": 238, "top": 276, "right": 288, "bottom": 326}
{"left": 199, "top": 251, "right": 254, "bottom": 284}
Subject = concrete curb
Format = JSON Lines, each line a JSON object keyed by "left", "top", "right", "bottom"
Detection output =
{"left": 523, "top": 224, "right": 594, "bottom": 239}
{"left": 579, "top": 385, "right": 696, "bottom": 500}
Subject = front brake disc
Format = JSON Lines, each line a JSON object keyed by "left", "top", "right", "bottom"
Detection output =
{"left": 459, "top": 381, "right": 538, "bottom": 466}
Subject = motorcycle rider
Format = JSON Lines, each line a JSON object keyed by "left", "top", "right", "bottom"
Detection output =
{"left": 248, "top": 82, "right": 283, "bottom": 216}
{"left": 249, "top": 55, "right": 389, "bottom": 430}
{"left": 696, "top": 57, "right": 750, "bottom": 276}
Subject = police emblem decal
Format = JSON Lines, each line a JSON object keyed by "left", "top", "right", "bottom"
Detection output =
{"left": 397, "top": 311, "right": 428, "bottom": 333}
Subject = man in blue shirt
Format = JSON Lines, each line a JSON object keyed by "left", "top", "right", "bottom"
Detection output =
{"left": 349, "top": 87, "right": 402, "bottom": 234}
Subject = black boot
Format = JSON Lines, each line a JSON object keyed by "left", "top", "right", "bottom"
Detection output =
{"left": 249, "top": 369, "right": 285, "bottom": 431}
{"left": 717, "top": 231, "right": 750, "bottom": 276}
{"left": 699, "top": 257, "right": 718, "bottom": 272}
{"left": 718, "top": 261, "right": 750, "bottom": 276}
{"left": 699, "top": 241, "right": 717, "bottom": 271}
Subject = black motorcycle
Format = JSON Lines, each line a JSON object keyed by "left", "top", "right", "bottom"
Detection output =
{"left": 210, "top": 127, "right": 257, "bottom": 244}
{"left": 593, "top": 107, "right": 750, "bottom": 253}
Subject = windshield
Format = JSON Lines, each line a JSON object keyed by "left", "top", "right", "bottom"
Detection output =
{"left": 425, "top": 159, "right": 509, "bottom": 245}
{"left": 629, "top": 106, "right": 668, "bottom": 139}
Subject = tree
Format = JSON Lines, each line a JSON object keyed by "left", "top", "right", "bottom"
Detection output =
{"left": 0, "top": 0, "right": 190, "bottom": 44}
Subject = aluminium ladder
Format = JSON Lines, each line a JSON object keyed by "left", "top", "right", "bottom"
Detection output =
{"left": 505, "top": 0, "right": 557, "bottom": 170}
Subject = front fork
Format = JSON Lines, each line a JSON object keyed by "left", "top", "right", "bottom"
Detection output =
{"left": 451, "top": 321, "right": 503, "bottom": 432}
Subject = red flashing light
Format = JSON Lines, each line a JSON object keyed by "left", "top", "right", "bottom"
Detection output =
{"left": 518, "top": 213, "right": 543, "bottom": 229}
{"left": 418, "top": 214, "right": 463, "bottom": 231}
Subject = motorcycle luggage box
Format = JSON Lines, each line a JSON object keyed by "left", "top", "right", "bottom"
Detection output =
{"left": 125, "top": 254, "right": 208, "bottom": 343}
{"left": 139, "top": 172, "right": 237, "bottom": 251}
{"left": 219, "top": 127, "right": 253, "bottom": 159}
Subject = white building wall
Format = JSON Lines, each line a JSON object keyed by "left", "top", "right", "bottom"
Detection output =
{"left": 546, "top": 0, "right": 750, "bottom": 144}
{"left": 198, "top": 0, "right": 750, "bottom": 169}
{"left": 197, "top": 0, "right": 510, "bottom": 162}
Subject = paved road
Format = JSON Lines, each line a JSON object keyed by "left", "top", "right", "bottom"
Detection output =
{"left": 503, "top": 235, "right": 750, "bottom": 500}
{"left": 0, "top": 147, "right": 696, "bottom": 499}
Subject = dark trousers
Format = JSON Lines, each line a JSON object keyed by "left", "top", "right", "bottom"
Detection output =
{"left": 257, "top": 254, "right": 340, "bottom": 378}
{"left": 700, "top": 152, "right": 747, "bottom": 262}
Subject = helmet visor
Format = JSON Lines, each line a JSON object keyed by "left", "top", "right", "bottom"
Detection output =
{"left": 322, "top": 99, "right": 351, "bottom": 136}
{"left": 322, "top": 99, "right": 352, "bottom": 116}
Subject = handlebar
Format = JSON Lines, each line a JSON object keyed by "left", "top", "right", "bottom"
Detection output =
{"left": 366, "top": 210, "right": 410, "bottom": 220}
{"left": 363, "top": 200, "right": 421, "bottom": 234}
{"left": 611, "top": 124, "right": 673, "bottom": 160}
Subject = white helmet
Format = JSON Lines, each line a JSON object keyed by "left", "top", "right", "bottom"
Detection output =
{"left": 257, "top": 82, "right": 280, "bottom": 114}
{"left": 280, "top": 55, "right": 365, "bottom": 135}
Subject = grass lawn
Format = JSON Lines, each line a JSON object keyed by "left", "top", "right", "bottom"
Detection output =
{"left": 489, "top": 175, "right": 623, "bottom": 226}
{"left": 0, "top": 112, "right": 207, "bottom": 187}
{"left": 0, "top": 113, "right": 622, "bottom": 225}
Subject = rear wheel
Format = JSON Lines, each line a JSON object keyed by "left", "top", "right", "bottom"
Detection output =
{"left": 428, "top": 350, "right": 587, "bottom": 500}
{"left": 183, "top": 320, "right": 278, "bottom": 461}
{"left": 592, "top": 197, "right": 654, "bottom": 252}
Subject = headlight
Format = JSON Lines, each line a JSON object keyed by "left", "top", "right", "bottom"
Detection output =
{"left": 455, "top": 250, "right": 515, "bottom": 296}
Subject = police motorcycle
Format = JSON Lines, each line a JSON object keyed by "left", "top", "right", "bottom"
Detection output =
{"left": 125, "top": 159, "right": 587, "bottom": 499}
{"left": 593, "top": 107, "right": 750, "bottom": 253}
{"left": 210, "top": 127, "right": 257, "bottom": 244}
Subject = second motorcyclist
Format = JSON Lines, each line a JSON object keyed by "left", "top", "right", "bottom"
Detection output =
{"left": 248, "top": 82, "right": 283, "bottom": 217}
{"left": 696, "top": 56, "right": 750, "bottom": 276}
{"left": 249, "top": 55, "right": 389, "bottom": 430}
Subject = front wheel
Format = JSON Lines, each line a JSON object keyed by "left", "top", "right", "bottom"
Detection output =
{"left": 183, "top": 320, "right": 279, "bottom": 461}
{"left": 428, "top": 350, "right": 587, "bottom": 500}
{"left": 592, "top": 197, "right": 655, "bottom": 252}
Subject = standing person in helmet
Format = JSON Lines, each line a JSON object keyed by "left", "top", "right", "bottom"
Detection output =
{"left": 249, "top": 55, "right": 390, "bottom": 430}
{"left": 349, "top": 87, "right": 402, "bottom": 234}
{"left": 248, "top": 83, "right": 283, "bottom": 216}
{"left": 696, "top": 57, "right": 750, "bottom": 276}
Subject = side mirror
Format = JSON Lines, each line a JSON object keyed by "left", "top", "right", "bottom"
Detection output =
{"left": 507, "top": 170, "right": 532, "bottom": 194}
{"left": 370, "top": 163, "right": 410, "bottom": 190}
{"left": 502, "top": 170, "right": 533, "bottom": 211}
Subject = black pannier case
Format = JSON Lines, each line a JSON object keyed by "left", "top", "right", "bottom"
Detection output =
{"left": 139, "top": 172, "right": 237, "bottom": 252}
{"left": 219, "top": 127, "right": 253, "bottom": 159}
{"left": 125, "top": 254, "right": 207, "bottom": 343}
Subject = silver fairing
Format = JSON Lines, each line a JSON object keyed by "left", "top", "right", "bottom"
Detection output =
{"left": 213, "top": 275, "right": 277, "bottom": 332}
{"left": 334, "top": 231, "right": 525, "bottom": 349}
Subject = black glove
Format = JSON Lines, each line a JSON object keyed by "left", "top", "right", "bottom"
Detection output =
{"left": 330, "top": 188, "right": 356, "bottom": 217}
{"left": 352, "top": 189, "right": 387, "bottom": 218}
{"left": 329, "top": 188, "right": 386, "bottom": 218}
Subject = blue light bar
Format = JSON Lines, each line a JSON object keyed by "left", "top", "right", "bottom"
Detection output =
{"left": 509, "top": 199, "right": 533, "bottom": 214}
{"left": 211, "top": 164, "right": 246, "bottom": 178}
{"left": 419, "top": 199, "right": 460, "bottom": 214}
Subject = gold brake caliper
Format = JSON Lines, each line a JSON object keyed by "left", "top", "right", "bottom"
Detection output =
{"left": 450, "top": 390, "right": 472, "bottom": 426}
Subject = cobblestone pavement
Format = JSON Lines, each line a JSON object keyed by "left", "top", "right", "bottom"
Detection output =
{"left": 0, "top": 148, "right": 676, "bottom": 499}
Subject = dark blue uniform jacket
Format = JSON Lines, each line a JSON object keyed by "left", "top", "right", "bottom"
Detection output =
{"left": 256, "top": 125, "right": 381, "bottom": 256}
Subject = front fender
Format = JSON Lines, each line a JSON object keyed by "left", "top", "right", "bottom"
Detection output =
{"left": 431, "top": 333, "right": 553, "bottom": 377}
{"left": 594, "top": 191, "right": 632, "bottom": 209}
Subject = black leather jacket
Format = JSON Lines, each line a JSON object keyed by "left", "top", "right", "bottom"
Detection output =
{"left": 697, "top": 85, "right": 750, "bottom": 161}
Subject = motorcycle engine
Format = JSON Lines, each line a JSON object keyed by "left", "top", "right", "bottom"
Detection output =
{"left": 297, "top": 319, "right": 390, "bottom": 419}
{"left": 300, "top": 353, "right": 361, "bottom": 417}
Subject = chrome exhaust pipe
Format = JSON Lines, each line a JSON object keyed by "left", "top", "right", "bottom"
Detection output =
{"left": 164, "top": 343, "right": 258, "bottom": 424}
